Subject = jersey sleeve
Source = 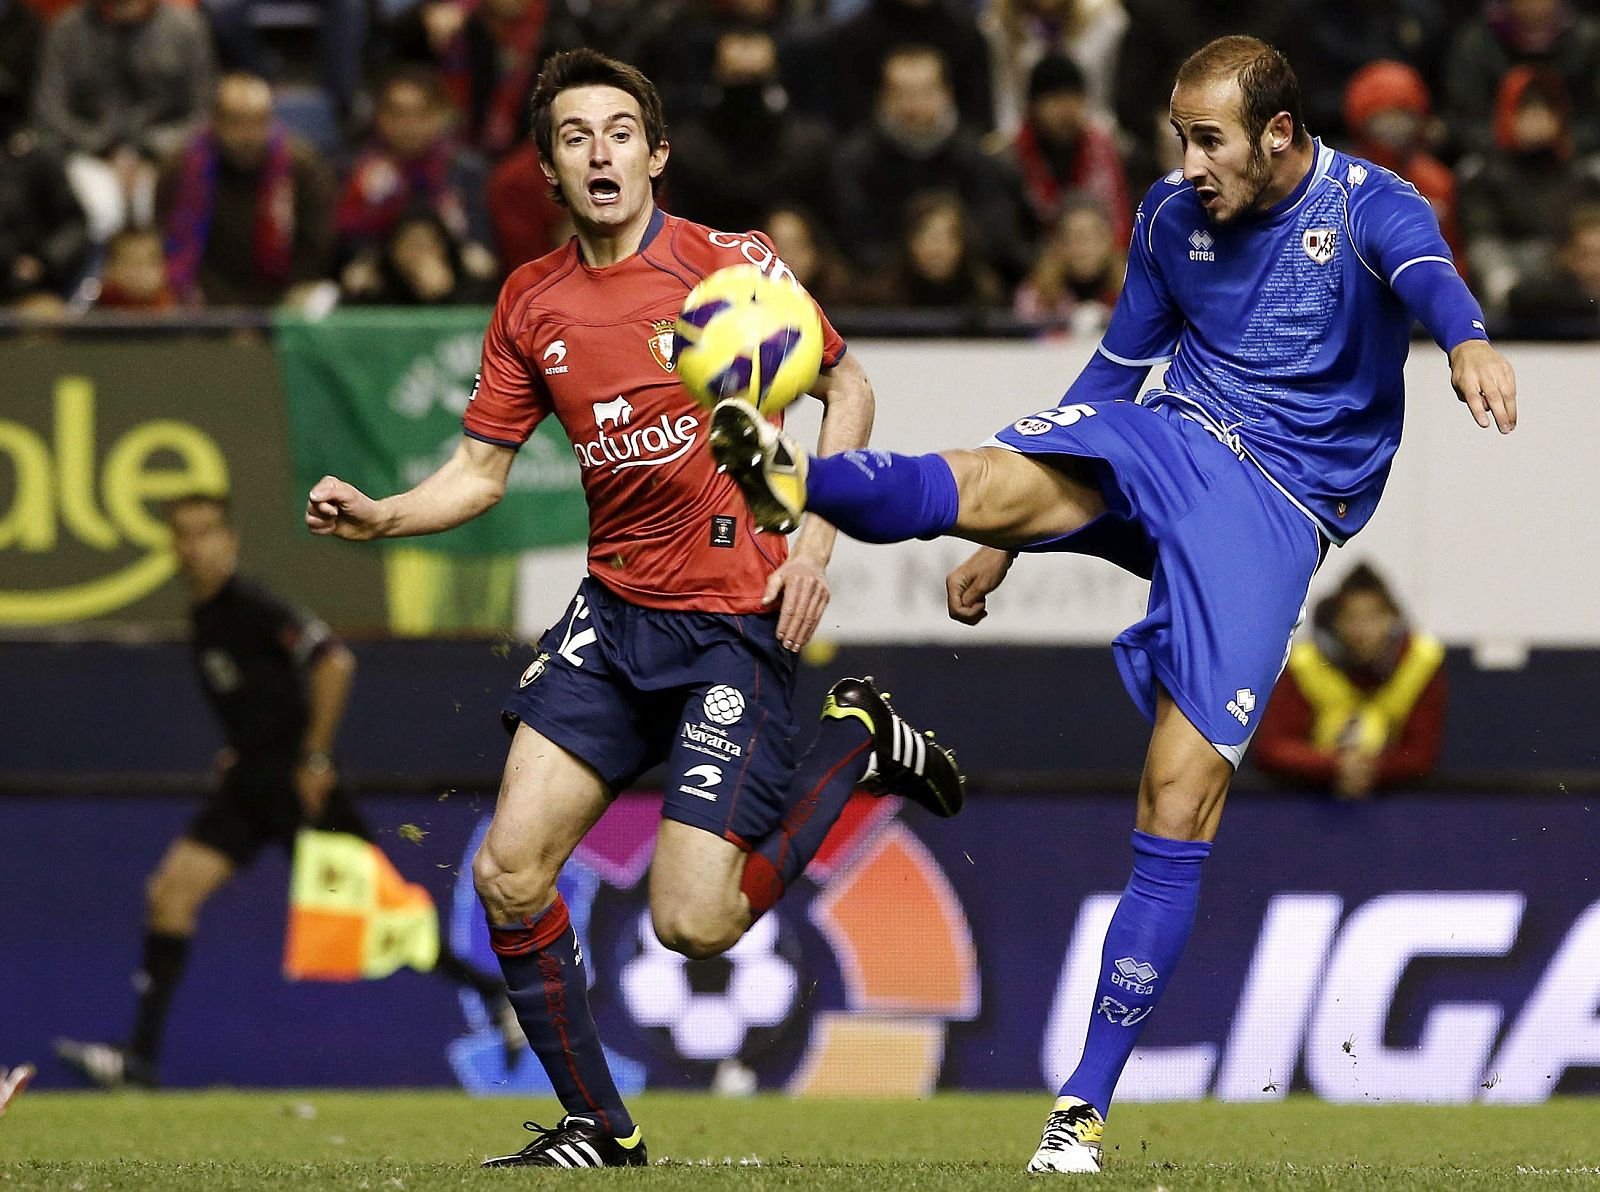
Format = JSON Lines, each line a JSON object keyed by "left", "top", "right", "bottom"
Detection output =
{"left": 462, "top": 278, "right": 551, "bottom": 448}
{"left": 1350, "top": 172, "right": 1488, "bottom": 351}
{"left": 1062, "top": 194, "right": 1183, "bottom": 404}
{"left": 751, "top": 230, "right": 846, "bottom": 368}
{"left": 1097, "top": 197, "right": 1183, "bottom": 369}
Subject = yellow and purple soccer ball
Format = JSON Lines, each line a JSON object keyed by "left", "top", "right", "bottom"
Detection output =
{"left": 673, "top": 264, "right": 823, "bottom": 416}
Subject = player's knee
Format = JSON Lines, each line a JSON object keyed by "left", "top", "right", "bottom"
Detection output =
{"left": 471, "top": 845, "right": 556, "bottom": 924}
{"left": 145, "top": 868, "right": 196, "bottom": 929}
{"left": 1138, "top": 769, "right": 1229, "bottom": 841}
{"left": 944, "top": 448, "right": 1077, "bottom": 544}
{"left": 942, "top": 449, "right": 1007, "bottom": 531}
{"left": 651, "top": 907, "right": 740, "bottom": 961}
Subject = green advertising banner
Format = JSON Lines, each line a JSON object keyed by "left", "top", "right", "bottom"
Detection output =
{"left": 275, "top": 309, "right": 588, "bottom": 557}
{"left": 0, "top": 337, "right": 386, "bottom": 628}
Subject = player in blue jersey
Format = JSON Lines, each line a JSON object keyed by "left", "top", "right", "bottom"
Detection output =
{"left": 709, "top": 35, "right": 1516, "bottom": 1172}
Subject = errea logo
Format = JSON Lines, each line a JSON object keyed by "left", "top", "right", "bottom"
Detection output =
{"left": 1111, "top": 956, "right": 1159, "bottom": 995}
{"left": 1188, "top": 228, "right": 1216, "bottom": 262}
{"left": 1227, "top": 687, "right": 1257, "bottom": 726}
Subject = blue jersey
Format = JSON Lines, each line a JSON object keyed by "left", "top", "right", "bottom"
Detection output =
{"left": 1066, "top": 139, "right": 1486, "bottom": 542}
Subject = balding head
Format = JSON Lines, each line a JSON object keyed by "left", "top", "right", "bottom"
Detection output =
{"left": 214, "top": 73, "right": 275, "bottom": 168}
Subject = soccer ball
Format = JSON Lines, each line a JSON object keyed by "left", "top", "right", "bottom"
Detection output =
{"left": 673, "top": 264, "right": 823, "bottom": 416}
{"left": 618, "top": 910, "right": 801, "bottom": 1065}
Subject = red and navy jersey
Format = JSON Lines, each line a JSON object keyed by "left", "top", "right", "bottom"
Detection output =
{"left": 464, "top": 207, "right": 845, "bottom": 614}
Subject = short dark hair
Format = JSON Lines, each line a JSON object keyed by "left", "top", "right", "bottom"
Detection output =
{"left": 166, "top": 491, "right": 233, "bottom": 525}
{"left": 376, "top": 63, "right": 450, "bottom": 111}
{"left": 1315, "top": 561, "right": 1400, "bottom": 631}
{"left": 529, "top": 49, "right": 667, "bottom": 200}
{"left": 1176, "top": 35, "right": 1310, "bottom": 147}
{"left": 1028, "top": 53, "right": 1086, "bottom": 103}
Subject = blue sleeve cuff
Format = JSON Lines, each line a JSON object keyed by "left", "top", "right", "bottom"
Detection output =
{"left": 1062, "top": 346, "right": 1152, "bottom": 405}
{"left": 1389, "top": 257, "right": 1488, "bottom": 352}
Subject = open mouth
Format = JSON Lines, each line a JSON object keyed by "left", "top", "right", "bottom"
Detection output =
{"left": 1196, "top": 187, "right": 1220, "bottom": 208}
{"left": 587, "top": 177, "right": 621, "bottom": 205}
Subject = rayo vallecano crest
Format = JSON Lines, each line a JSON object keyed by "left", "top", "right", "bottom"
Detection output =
{"left": 648, "top": 320, "right": 677, "bottom": 371}
{"left": 1302, "top": 227, "right": 1337, "bottom": 264}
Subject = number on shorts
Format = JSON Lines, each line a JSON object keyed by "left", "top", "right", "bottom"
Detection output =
{"left": 557, "top": 594, "right": 597, "bottom": 667}
{"left": 1040, "top": 403, "right": 1097, "bottom": 428}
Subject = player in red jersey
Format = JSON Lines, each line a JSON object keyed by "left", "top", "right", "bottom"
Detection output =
{"left": 306, "top": 49, "right": 963, "bottom": 1169}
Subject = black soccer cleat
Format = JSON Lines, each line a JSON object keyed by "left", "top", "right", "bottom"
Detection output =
{"left": 708, "top": 398, "right": 809, "bottom": 533}
{"left": 822, "top": 676, "right": 965, "bottom": 818}
{"left": 52, "top": 1039, "right": 158, "bottom": 1089}
{"left": 481, "top": 1115, "right": 649, "bottom": 1169}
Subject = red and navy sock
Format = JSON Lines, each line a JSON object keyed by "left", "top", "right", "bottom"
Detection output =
{"left": 488, "top": 895, "right": 635, "bottom": 1138}
{"left": 740, "top": 717, "right": 873, "bottom": 916}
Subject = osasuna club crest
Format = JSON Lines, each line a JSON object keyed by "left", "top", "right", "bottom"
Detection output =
{"left": 1302, "top": 228, "right": 1338, "bottom": 264}
{"left": 648, "top": 320, "right": 677, "bottom": 371}
{"left": 520, "top": 652, "right": 550, "bottom": 687}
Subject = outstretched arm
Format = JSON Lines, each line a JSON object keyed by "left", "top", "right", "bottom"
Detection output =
{"left": 1358, "top": 179, "right": 1518, "bottom": 434}
{"left": 1061, "top": 195, "right": 1183, "bottom": 406}
{"left": 763, "top": 352, "right": 875, "bottom": 651}
{"left": 305, "top": 436, "right": 516, "bottom": 541}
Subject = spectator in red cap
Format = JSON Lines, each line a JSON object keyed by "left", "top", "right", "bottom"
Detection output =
{"left": 1443, "top": 0, "right": 1600, "bottom": 156}
{"left": 1458, "top": 65, "right": 1600, "bottom": 309}
{"left": 1342, "top": 60, "right": 1462, "bottom": 264}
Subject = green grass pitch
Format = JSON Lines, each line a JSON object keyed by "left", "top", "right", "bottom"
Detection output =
{"left": 4, "top": 1092, "right": 1599, "bottom": 1190}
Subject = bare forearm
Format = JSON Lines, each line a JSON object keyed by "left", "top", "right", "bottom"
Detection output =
{"left": 372, "top": 444, "right": 508, "bottom": 537}
{"left": 795, "top": 356, "right": 874, "bottom": 563}
{"left": 301, "top": 646, "right": 355, "bottom": 758}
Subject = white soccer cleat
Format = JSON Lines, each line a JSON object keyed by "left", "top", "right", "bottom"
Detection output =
{"left": 1027, "top": 1096, "right": 1104, "bottom": 1173}
{"left": 52, "top": 1038, "right": 155, "bottom": 1088}
{"left": 0, "top": 1063, "right": 36, "bottom": 1116}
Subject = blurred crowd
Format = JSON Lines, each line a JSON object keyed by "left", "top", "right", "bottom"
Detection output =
{"left": 3, "top": 0, "right": 1600, "bottom": 336}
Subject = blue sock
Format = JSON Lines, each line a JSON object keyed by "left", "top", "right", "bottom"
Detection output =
{"left": 1059, "top": 829, "right": 1211, "bottom": 1112}
{"left": 489, "top": 895, "right": 636, "bottom": 1138}
{"left": 806, "top": 450, "right": 959, "bottom": 544}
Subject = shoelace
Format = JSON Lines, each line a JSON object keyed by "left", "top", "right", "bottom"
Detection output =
{"left": 1040, "top": 1108, "right": 1094, "bottom": 1151}
{"left": 515, "top": 1120, "right": 565, "bottom": 1154}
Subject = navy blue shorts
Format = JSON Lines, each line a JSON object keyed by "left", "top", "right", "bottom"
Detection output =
{"left": 987, "top": 396, "right": 1325, "bottom": 765}
{"left": 502, "top": 578, "right": 800, "bottom": 844}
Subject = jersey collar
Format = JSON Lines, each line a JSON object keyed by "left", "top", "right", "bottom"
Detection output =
{"left": 639, "top": 204, "right": 666, "bottom": 251}
{"left": 1256, "top": 138, "right": 1333, "bottom": 221}
{"left": 575, "top": 204, "right": 667, "bottom": 268}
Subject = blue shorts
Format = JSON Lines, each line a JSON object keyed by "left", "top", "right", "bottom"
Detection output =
{"left": 502, "top": 577, "right": 800, "bottom": 844}
{"left": 988, "top": 397, "right": 1325, "bottom": 765}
